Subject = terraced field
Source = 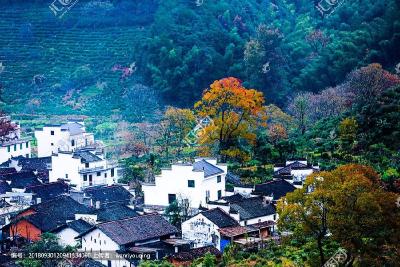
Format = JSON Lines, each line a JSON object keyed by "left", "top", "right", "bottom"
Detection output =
{"left": 0, "top": 1, "right": 154, "bottom": 115}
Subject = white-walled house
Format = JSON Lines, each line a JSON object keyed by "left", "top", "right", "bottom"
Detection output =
{"left": 34, "top": 121, "right": 95, "bottom": 157}
{"left": 181, "top": 208, "right": 239, "bottom": 250}
{"left": 142, "top": 159, "right": 227, "bottom": 209}
{"left": 76, "top": 214, "right": 180, "bottom": 267}
{"left": 49, "top": 148, "right": 120, "bottom": 190}
{"left": 207, "top": 195, "right": 277, "bottom": 226}
{"left": 0, "top": 116, "right": 31, "bottom": 164}
{"left": 52, "top": 219, "right": 93, "bottom": 247}
{"left": 273, "top": 160, "right": 319, "bottom": 187}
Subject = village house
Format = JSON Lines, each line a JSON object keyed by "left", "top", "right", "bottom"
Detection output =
{"left": 1, "top": 156, "right": 52, "bottom": 183}
{"left": 0, "top": 116, "right": 31, "bottom": 164}
{"left": 51, "top": 218, "right": 93, "bottom": 247}
{"left": 0, "top": 171, "right": 42, "bottom": 192}
{"left": 181, "top": 208, "right": 239, "bottom": 250}
{"left": 218, "top": 220, "right": 276, "bottom": 252}
{"left": 252, "top": 179, "right": 296, "bottom": 202}
{"left": 273, "top": 159, "right": 319, "bottom": 187}
{"left": 208, "top": 195, "right": 277, "bottom": 226}
{"left": 34, "top": 120, "right": 95, "bottom": 157}
{"left": 3, "top": 195, "right": 92, "bottom": 241}
{"left": 49, "top": 148, "right": 120, "bottom": 190}
{"left": 71, "top": 184, "right": 134, "bottom": 208}
{"left": 141, "top": 159, "right": 227, "bottom": 210}
{"left": 76, "top": 214, "right": 182, "bottom": 267}
{"left": 24, "top": 181, "right": 69, "bottom": 203}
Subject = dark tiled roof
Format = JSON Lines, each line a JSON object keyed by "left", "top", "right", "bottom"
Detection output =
{"left": 218, "top": 225, "right": 258, "bottom": 237}
{"left": 0, "top": 171, "right": 42, "bottom": 189}
{"left": 170, "top": 246, "right": 221, "bottom": 261}
{"left": 52, "top": 218, "right": 93, "bottom": 235}
{"left": 84, "top": 185, "right": 132, "bottom": 206}
{"left": 226, "top": 172, "right": 241, "bottom": 185}
{"left": 73, "top": 150, "right": 102, "bottom": 163}
{"left": 80, "top": 214, "right": 179, "bottom": 246}
{"left": 25, "top": 182, "right": 69, "bottom": 201}
{"left": 230, "top": 197, "right": 276, "bottom": 221}
{"left": 273, "top": 161, "right": 308, "bottom": 176}
{"left": 0, "top": 180, "right": 12, "bottom": 194}
{"left": 0, "top": 168, "right": 17, "bottom": 175}
{"left": 17, "top": 157, "right": 51, "bottom": 172}
{"left": 253, "top": 179, "right": 296, "bottom": 200}
{"left": 61, "top": 122, "right": 85, "bottom": 135}
{"left": 22, "top": 196, "right": 91, "bottom": 232}
{"left": 193, "top": 160, "right": 224, "bottom": 178}
{"left": 222, "top": 193, "right": 246, "bottom": 203}
{"left": 93, "top": 203, "right": 139, "bottom": 222}
{"left": 250, "top": 220, "right": 276, "bottom": 229}
{"left": 201, "top": 208, "right": 239, "bottom": 228}
{"left": 67, "top": 219, "right": 93, "bottom": 234}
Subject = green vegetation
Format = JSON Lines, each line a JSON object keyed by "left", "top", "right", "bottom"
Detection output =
{"left": 1, "top": 0, "right": 399, "bottom": 117}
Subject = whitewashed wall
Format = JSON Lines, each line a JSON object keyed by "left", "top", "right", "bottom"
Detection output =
{"left": 182, "top": 213, "right": 221, "bottom": 250}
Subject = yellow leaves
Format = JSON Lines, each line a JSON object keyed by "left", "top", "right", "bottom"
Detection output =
{"left": 194, "top": 77, "right": 268, "bottom": 161}
{"left": 338, "top": 117, "right": 358, "bottom": 142}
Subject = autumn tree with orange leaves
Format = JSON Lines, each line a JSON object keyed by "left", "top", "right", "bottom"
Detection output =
{"left": 278, "top": 164, "right": 400, "bottom": 266}
{"left": 195, "top": 77, "right": 267, "bottom": 162}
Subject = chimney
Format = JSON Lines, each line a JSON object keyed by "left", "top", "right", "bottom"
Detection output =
{"left": 36, "top": 198, "right": 41, "bottom": 204}
{"left": 95, "top": 201, "right": 101, "bottom": 209}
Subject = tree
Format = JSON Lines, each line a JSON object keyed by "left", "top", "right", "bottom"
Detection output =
{"left": 345, "top": 63, "right": 400, "bottom": 107}
{"left": 320, "top": 165, "right": 400, "bottom": 266}
{"left": 155, "top": 107, "right": 196, "bottom": 162}
{"left": 18, "top": 233, "right": 76, "bottom": 267}
{"left": 277, "top": 174, "right": 329, "bottom": 266}
{"left": 338, "top": 117, "right": 358, "bottom": 153}
{"left": 287, "top": 93, "right": 311, "bottom": 135}
{"left": 279, "top": 164, "right": 400, "bottom": 266}
{"left": 164, "top": 195, "right": 193, "bottom": 228}
{"left": 195, "top": 77, "right": 267, "bottom": 162}
{"left": 0, "top": 111, "right": 17, "bottom": 143}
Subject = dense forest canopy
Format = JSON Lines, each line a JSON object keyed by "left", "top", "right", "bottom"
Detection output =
{"left": 0, "top": 0, "right": 399, "bottom": 117}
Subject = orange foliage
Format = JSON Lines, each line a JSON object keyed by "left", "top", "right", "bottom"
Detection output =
{"left": 194, "top": 77, "right": 267, "bottom": 161}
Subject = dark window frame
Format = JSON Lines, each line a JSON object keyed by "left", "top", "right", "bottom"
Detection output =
{"left": 188, "top": 180, "right": 195, "bottom": 188}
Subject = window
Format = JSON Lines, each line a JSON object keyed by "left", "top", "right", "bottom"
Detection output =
{"left": 85, "top": 163, "right": 89, "bottom": 168}
{"left": 97, "top": 172, "right": 101, "bottom": 176}
{"left": 89, "top": 175, "right": 93, "bottom": 185}
{"left": 104, "top": 173, "right": 107, "bottom": 178}
{"left": 71, "top": 140, "right": 75, "bottom": 147}
{"left": 51, "top": 143, "right": 54, "bottom": 146}
{"left": 188, "top": 180, "right": 195, "bottom": 188}
{"left": 111, "top": 168, "right": 114, "bottom": 177}
{"left": 168, "top": 194, "right": 176, "bottom": 204}
{"left": 51, "top": 130, "right": 54, "bottom": 135}
{"left": 218, "top": 190, "right": 222, "bottom": 199}
{"left": 26, "top": 154, "right": 29, "bottom": 158}
{"left": 274, "top": 214, "right": 276, "bottom": 220}
{"left": 14, "top": 145, "right": 16, "bottom": 151}
{"left": 217, "top": 175, "right": 221, "bottom": 183}
{"left": 7, "top": 146, "right": 10, "bottom": 152}
{"left": 20, "top": 143, "right": 23, "bottom": 149}
{"left": 26, "top": 142, "right": 29, "bottom": 148}
{"left": 83, "top": 175, "right": 87, "bottom": 181}
{"left": 107, "top": 261, "right": 112, "bottom": 267}
{"left": 65, "top": 174, "right": 68, "bottom": 179}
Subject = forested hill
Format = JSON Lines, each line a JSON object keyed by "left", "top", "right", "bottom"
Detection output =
{"left": 0, "top": 0, "right": 399, "bottom": 120}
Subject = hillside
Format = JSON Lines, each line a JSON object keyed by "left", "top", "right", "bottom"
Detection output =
{"left": 1, "top": 0, "right": 399, "bottom": 120}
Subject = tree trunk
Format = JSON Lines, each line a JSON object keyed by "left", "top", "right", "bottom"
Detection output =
{"left": 317, "top": 235, "right": 325, "bottom": 266}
